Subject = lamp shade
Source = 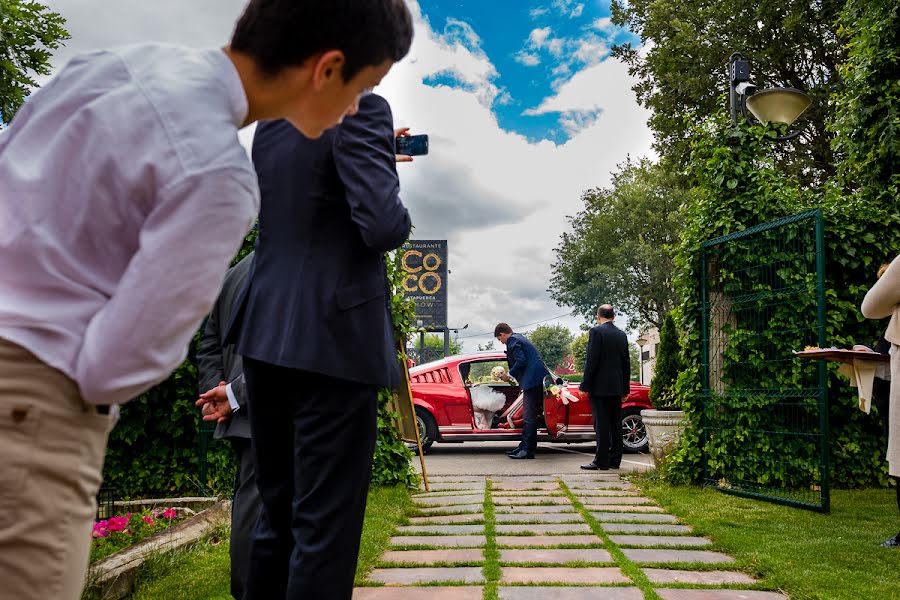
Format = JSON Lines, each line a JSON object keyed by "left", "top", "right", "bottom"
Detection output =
{"left": 745, "top": 88, "right": 811, "bottom": 125}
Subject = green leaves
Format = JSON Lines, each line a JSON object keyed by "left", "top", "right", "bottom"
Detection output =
{"left": 0, "top": 0, "right": 69, "bottom": 125}
{"left": 549, "top": 158, "right": 687, "bottom": 332}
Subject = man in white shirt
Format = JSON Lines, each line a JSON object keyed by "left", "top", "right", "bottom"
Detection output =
{"left": 0, "top": 1, "right": 414, "bottom": 598}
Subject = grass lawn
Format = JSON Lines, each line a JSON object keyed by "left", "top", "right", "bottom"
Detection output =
{"left": 128, "top": 485, "right": 412, "bottom": 599}
{"left": 637, "top": 476, "right": 900, "bottom": 599}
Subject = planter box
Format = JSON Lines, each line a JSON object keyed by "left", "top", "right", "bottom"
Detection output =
{"left": 84, "top": 499, "right": 230, "bottom": 600}
{"left": 640, "top": 409, "right": 686, "bottom": 462}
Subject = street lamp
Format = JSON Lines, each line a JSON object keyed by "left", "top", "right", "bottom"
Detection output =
{"left": 636, "top": 335, "right": 648, "bottom": 386}
{"left": 728, "top": 52, "right": 811, "bottom": 141}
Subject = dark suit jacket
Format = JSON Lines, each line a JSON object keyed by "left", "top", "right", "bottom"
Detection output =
{"left": 506, "top": 333, "right": 547, "bottom": 391}
{"left": 580, "top": 321, "right": 631, "bottom": 397}
{"left": 197, "top": 253, "right": 254, "bottom": 440}
{"left": 234, "top": 93, "right": 411, "bottom": 389}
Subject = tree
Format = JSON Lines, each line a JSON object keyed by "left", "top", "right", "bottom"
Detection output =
{"left": 649, "top": 312, "right": 682, "bottom": 409}
{"left": 526, "top": 324, "right": 573, "bottom": 371}
{"left": 830, "top": 0, "right": 900, "bottom": 201}
{"left": 550, "top": 158, "right": 686, "bottom": 331}
{"left": 477, "top": 340, "right": 495, "bottom": 352}
{"left": 629, "top": 343, "right": 640, "bottom": 382}
{"left": 422, "top": 332, "right": 461, "bottom": 355}
{"left": 0, "top": 0, "right": 69, "bottom": 126}
{"left": 571, "top": 332, "right": 589, "bottom": 372}
{"left": 610, "top": 0, "right": 846, "bottom": 184}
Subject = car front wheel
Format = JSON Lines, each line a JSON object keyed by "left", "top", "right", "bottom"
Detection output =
{"left": 414, "top": 406, "right": 437, "bottom": 453}
{"left": 622, "top": 407, "right": 648, "bottom": 453}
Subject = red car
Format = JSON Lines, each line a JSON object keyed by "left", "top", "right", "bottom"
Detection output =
{"left": 409, "top": 351, "right": 651, "bottom": 453}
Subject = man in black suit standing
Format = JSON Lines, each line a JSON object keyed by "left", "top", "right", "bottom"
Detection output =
{"left": 195, "top": 252, "right": 258, "bottom": 600}
{"left": 233, "top": 92, "right": 411, "bottom": 600}
{"left": 580, "top": 304, "right": 631, "bottom": 471}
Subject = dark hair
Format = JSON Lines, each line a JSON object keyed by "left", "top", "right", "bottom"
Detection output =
{"left": 231, "top": 0, "right": 414, "bottom": 80}
{"left": 494, "top": 323, "right": 512, "bottom": 337}
{"left": 597, "top": 305, "right": 615, "bottom": 319}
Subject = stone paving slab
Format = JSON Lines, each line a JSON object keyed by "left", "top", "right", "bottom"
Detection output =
{"left": 490, "top": 477, "right": 558, "bottom": 483}
{"left": 353, "top": 587, "right": 484, "bottom": 600}
{"left": 412, "top": 483, "right": 484, "bottom": 500}
{"left": 415, "top": 483, "right": 484, "bottom": 492}
{"left": 593, "top": 512, "right": 679, "bottom": 523}
{"left": 610, "top": 535, "right": 711, "bottom": 547}
{"left": 495, "top": 523, "right": 593, "bottom": 534}
{"left": 567, "top": 482, "right": 633, "bottom": 489}
{"left": 426, "top": 477, "right": 486, "bottom": 483}
{"left": 499, "top": 548, "right": 612, "bottom": 563}
{"left": 560, "top": 473, "right": 623, "bottom": 480}
{"left": 655, "top": 590, "right": 787, "bottom": 600}
{"left": 390, "top": 535, "right": 485, "bottom": 548}
{"left": 574, "top": 490, "right": 640, "bottom": 497}
{"left": 602, "top": 523, "right": 694, "bottom": 534}
{"left": 584, "top": 505, "right": 666, "bottom": 513}
{"left": 368, "top": 567, "right": 485, "bottom": 584}
{"left": 493, "top": 482, "right": 560, "bottom": 491}
{"left": 396, "top": 525, "right": 483, "bottom": 535}
{"left": 492, "top": 490, "right": 565, "bottom": 496}
{"left": 494, "top": 512, "right": 585, "bottom": 523}
{"left": 576, "top": 496, "right": 656, "bottom": 505}
{"left": 496, "top": 535, "right": 600, "bottom": 547}
{"left": 416, "top": 504, "right": 484, "bottom": 514}
{"left": 623, "top": 549, "right": 735, "bottom": 564}
{"left": 408, "top": 514, "right": 484, "bottom": 525}
{"left": 493, "top": 496, "right": 571, "bottom": 505}
{"left": 500, "top": 566, "right": 629, "bottom": 584}
{"left": 498, "top": 587, "right": 643, "bottom": 600}
{"left": 643, "top": 568, "right": 757, "bottom": 585}
{"left": 414, "top": 495, "right": 484, "bottom": 506}
{"left": 380, "top": 549, "right": 484, "bottom": 565}
{"left": 494, "top": 504, "right": 576, "bottom": 513}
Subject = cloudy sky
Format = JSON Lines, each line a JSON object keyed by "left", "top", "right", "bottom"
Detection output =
{"left": 41, "top": 0, "right": 653, "bottom": 351}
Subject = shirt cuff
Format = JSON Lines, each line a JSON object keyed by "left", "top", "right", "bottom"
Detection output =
{"left": 225, "top": 383, "right": 240, "bottom": 413}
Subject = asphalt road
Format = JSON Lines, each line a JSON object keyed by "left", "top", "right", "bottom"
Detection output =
{"left": 412, "top": 441, "right": 654, "bottom": 478}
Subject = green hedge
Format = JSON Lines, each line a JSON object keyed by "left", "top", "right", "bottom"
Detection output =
{"left": 664, "top": 114, "right": 899, "bottom": 489}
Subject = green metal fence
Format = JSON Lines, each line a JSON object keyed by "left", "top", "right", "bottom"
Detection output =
{"left": 700, "top": 208, "right": 829, "bottom": 512}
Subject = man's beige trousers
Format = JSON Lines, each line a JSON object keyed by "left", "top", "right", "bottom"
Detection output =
{"left": 0, "top": 339, "right": 113, "bottom": 600}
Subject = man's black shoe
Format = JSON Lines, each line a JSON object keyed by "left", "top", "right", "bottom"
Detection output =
{"left": 506, "top": 447, "right": 523, "bottom": 456}
{"left": 882, "top": 533, "right": 900, "bottom": 547}
{"left": 508, "top": 449, "right": 534, "bottom": 459}
{"left": 581, "top": 462, "right": 609, "bottom": 470}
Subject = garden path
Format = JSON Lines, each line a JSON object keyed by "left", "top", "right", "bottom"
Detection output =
{"left": 352, "top": 473, "right": 787, "bottom": 600}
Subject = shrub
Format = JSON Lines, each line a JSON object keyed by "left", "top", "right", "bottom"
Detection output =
{"left": 649, "top": 312, "right": 683, "bottom": 410}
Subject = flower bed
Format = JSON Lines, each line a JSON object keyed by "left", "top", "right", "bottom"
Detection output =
{"left": 90, "top": 508, "right": 186, "bottom": 563}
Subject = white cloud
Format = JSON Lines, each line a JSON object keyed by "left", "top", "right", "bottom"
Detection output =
{"left": 514, "top": 51, "right": 541, "bottom": 67}
{"left": 593, "top": 17, "right": 615, "bottom": 33}
{"left": 529, "top": 27, "right": 552, "bottom": 47}
{"left": 37, "top": 0, "right": 654, "bottom": 352}
{"left": 570, "top": 4, "right": 585, "bottom": 18}
{"left": 529, "top": 7, "right": 550, "bottom": 19}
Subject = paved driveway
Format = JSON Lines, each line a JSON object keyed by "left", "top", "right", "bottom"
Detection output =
{"left": 413, "top": 441, "right": 654, "bottom": 479}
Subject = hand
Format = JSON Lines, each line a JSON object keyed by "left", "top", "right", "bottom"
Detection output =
{"left": 195, "top": 380, "right": 233, "bottom": 424}
{"left": 394, "top": 126, "right": 413, "bottom": 163}
{"left": 621, "top": 394, "right": 628, "bottom": 401}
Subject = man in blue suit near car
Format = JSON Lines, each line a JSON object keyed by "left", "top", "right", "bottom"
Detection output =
{"left": 495, "top": 323, "right": 549, "bottom": 459}
{"left": 222, "top": 92, "right": 412, "bottom": 600}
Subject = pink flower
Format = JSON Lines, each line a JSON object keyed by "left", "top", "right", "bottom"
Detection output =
{"left": 92, "top": 522, "right": 109, "bottom": 538}
{"left": 162, "top": 508, "right": 176, "bottom": 519}
{"left": 143, "top": 516, "right": 154, "bottom": 526}
{"left": 105, "top": 516, "right": 129, "bottom": 532}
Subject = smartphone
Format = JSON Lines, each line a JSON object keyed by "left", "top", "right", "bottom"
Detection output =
{"left": 395, "top": 134, "right": 429, "bottom": 156}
